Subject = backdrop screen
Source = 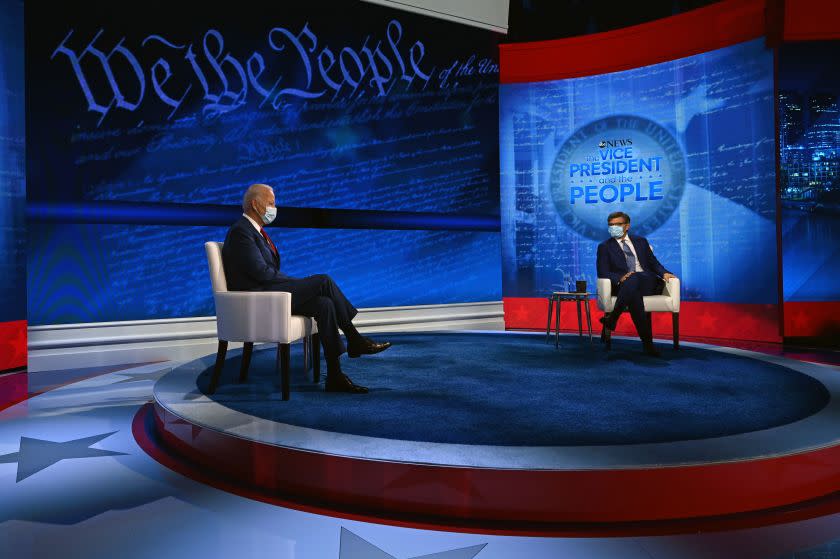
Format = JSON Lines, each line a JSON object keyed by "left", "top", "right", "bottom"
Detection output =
{"left": 500, "top": 38, "right": 777, "bottom": 304}
{"left": 0, "top": 0, "right": 25, "bottom": 323}
{"left": 28, "top": 225, "right": 500, "bottom": 324}
{"left": 779, "top": 42, "right": 840, "bottom": 303}
{"left": 26, "top": 1, "right": 502, "bottom": 324}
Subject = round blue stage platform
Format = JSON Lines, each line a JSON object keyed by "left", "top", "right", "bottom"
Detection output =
{"left": 196, "top": 333, "right": 827, "bottom": 446}
{"left": 148, "top": 332, "right": 840, "bottom": 528}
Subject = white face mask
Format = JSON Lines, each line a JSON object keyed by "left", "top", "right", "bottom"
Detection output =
{"left": 261, "top": 205, "right": 277, "bottom": 225}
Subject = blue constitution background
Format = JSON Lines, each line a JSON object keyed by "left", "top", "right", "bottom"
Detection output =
{"left": 0, "top": 0, "right": 25, "bottom": 324}
{"left": 25, "top": 1, "right": 502, "bottom": 324}
{"left": 499, "top": 39, "right": 777, "bottom": 304}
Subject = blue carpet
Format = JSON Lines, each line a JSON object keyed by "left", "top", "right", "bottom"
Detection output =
{"left": 196, "top": 333, "right": 830, "bottom": 446}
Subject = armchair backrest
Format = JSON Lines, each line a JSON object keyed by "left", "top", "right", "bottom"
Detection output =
{"left": 205, "top": 242, "right": 228, "bottom": 293}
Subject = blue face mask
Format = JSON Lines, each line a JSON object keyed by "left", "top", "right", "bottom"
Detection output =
{"left": 261, "top": 205, "right": 277, "bottom": 225}
{"left": 608, "top": 225, "right": 625, "bottom": 238}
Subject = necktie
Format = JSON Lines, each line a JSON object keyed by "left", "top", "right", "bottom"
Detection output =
{"left": 621, "top": 239, "right": 636, "bottom": 272}
{"left": 260, "top": 228, "right": 278, "bottom": 257}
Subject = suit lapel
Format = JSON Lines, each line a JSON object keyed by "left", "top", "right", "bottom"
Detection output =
{"left": 259, "top": 228, "right": 279, "bottom": 265}
{"left": 609, "top": 238, "right": 628, "bottom": 272}
{"left": 267, "top": 231, "right": 280, "bottom": 264}
{"left": 244, "top": 219, "right": 277, "bottom": 267}
{"left": 628, "top": 235, "right": 644, "bottom": 269}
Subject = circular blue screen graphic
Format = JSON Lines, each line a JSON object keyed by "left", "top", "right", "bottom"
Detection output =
{"left": 550, "top": 115, "right": 685, "bottom": 240}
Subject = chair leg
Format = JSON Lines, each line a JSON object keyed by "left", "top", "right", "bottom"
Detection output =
{"left": 208, "top": 340, "right": 228, "bottom": 394}
{"left": 303, "top": 336, "right": 311, "bottom": 371}
{"left": 311, "top": 333, "right": 321, "bottom": 383}
{"left": 238, "top": 342, "right": 254, "bottom": 383}
{"left": 278, "top": 343, "right": 291, "bottom": 401}
{"left": 673, "top": 313, "right": 680, "bottom": 350}
{"left": 545, "top": 297, "right": 554, "bottom": 343}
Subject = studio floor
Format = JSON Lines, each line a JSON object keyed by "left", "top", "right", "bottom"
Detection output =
{"left": 3, "top": 331, "right": 840, "bottom": 558}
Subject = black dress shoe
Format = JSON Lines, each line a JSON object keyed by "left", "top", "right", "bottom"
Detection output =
{"left": 347, "top": 339, "right": 392, "bottom": 358}
{"left": 642, "top": 342, "right": 661, "bottom": 357}
{"left": 325, "top": 373, "right": 369, "bottom": 394}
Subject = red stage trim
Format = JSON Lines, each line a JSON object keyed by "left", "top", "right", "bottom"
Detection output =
{"left": 0, "top": 372, "right": 27, "bottom": 413}
{"left": 0, "top": 320, "right": 27, "bottom": 371}
{"left": 135, "top": 401, "right": 840, "bottom": 536}
{"left": 150, "top": 401, "right": 840, "bottom": 525}
{"left": 499, "top": 0, "right": 766, "bottom": 84}
{"left": 783, "top": 301, "right": 840, "bottom": 338}
{"left": 503, "top": 298, "right": 782, "bottom": 343}
{"left": 784, "top": 0, "right": 840, "bottom": 41}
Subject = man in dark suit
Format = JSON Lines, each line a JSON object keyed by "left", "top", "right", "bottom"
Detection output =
{"left": 222, "top": 183, "right": 390, "bottom": 393}
{"left": 596, "top": 211, "right": 677, "bottom": 356}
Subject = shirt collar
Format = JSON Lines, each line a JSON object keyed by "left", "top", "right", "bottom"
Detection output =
{"left": 243, "top": 213, "right": 262, "bottom": 232}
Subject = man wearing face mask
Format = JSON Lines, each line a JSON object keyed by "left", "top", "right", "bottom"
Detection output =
{"left": 222, "top": 183, "right": 390, "bottom": 394}
{"left": 596, "top": 211, "right": 677, "bottom": 357}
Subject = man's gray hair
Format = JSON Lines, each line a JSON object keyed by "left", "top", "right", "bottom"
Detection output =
{"left": 242, "top": 183, "right": 273, "bottom": 212}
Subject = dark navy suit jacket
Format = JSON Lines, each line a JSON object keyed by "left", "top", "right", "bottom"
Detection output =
{"left": 222, "top": 216, "right": 289, "bottom": 291}
{"left": 596, "top": 234, "right": 669, "bottom": 286}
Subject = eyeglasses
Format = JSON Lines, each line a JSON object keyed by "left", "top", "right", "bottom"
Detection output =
{"left": 608, "top": 221, "right": 627, "bottom": 226}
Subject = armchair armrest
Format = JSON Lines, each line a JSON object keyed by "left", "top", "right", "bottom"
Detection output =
{"left": 596, "top": 278, "right": 613, "bottom": 312}
{"left": 662, "top": 277, "right": 680, "bottom": 312}
{"left": 214, "top": 291, "right": 293, "bottom": 343}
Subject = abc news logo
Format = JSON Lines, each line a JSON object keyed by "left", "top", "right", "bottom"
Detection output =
{"left": 598, "top": 139, "right": 633, "bottom": 148}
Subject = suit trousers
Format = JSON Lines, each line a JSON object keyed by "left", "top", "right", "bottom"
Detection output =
{"left": 263, "top": 274, "right": 358, "bottom": 361}
{"left": 611, "top": 271, "right": 662, "bottom": 343}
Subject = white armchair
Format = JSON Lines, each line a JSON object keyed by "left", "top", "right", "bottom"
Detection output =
{"left": 596, "top": 277, "right": 680, "bottom": 349}
{"left": 205, "top": 242, "right": 318, "bottom": 400}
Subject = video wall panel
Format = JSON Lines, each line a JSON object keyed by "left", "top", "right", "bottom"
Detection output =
{"left": 28, "top": 224, "right": 500, "bottom": 324}
{"left": 26, "top": 1, "right": 502, "bottom": 324}
{"left": 0, "top": 0, "right": 26, "bottom": 370}
{"left": 778, "top": 42, "right": 840, "bottom": 303}
{"left": 500, "top": 38, "right": 777, "bottom": 304}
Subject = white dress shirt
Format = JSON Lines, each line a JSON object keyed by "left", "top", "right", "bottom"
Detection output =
{"left": 616, "top": 236, "right": 644, "bottom": 272}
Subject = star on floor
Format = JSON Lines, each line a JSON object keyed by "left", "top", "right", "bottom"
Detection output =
{"left": 0, "top": 432, "right": 127, "bottom": 482}
{"left": 339, "top": 528, "right": 486, "bottom": 559}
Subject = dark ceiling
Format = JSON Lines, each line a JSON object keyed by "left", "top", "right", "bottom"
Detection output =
{"left": 504, "top": 0, "right": 724, "bottom": 42}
